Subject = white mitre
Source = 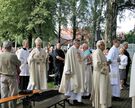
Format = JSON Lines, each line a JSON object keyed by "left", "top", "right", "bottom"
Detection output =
{"left": 35, "top": 37, "right": 42, "bottom": 44}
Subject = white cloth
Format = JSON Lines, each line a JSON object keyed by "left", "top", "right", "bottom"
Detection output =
{"left": 83, "top": 50, "right": 92, "bottom": 96}
{"left": 129, "top": 53, "right": 135, "bottom": 97}
{"left": 65, "top": 80, "right": 82, "bottom": 102}
{"left": 119, "top": 54, "right": 128, "bottom": 69}
{"left": 27, "top": 48, "right": 48, "bottom": 90}
{"left": 91, "top": 48, "right": 112, "bottom": 108}
{"left": 59, "top": 46, "right": 85, "bottom": 102}
{"left": 132, "top": 97, "right": 135, "bottom": 108}
{"left": 83, "top": 65, "right": 92, "bottom": 96}
{"left": 16, "top": 48, "right": 29, "bottom": 76}
{"left": 107, "top": 45, "right": 120, "bottom": 97}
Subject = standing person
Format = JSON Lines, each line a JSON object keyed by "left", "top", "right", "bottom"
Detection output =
{"left": 129, "top": 53, "right": 135, "bottom": 108}
{"left": 119, "top": 48, "right": 128, "bottom": 90}
{"left": 54, "top": 43, "right": 65, "bottom": 86}
{"left": 122, "top": 42, "right": 131, "bottom": 87}
{"left": 59, "top": 39, "right": 85, "bottom": 104}
{"left": 27, "top": 37, "right": 48, "bottom": 90}
{"left": 47, "top": 46, "right": 55, "bottom": 82}
{"left": 104, "top": 47, "right": 110, "bottom": 57}
{"left": 91, "top": 40, "right": 112, "bottom": 108}
{"left": 107, "top": 39, "right": 121, "bottom": 100}
{"left": 0, "top": 41, "right": 21, "bottom": 108}
{"left": 16, "top": 39, "right": 29, "bottom": 90}
{"left": 82, "top": 43, "right": 92, "bottom": 98}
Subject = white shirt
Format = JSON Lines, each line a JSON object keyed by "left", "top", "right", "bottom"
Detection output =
{"left": 107, "top": 45, "right": 120, "bottom": 85}
{"left": 119, "top": 54, "right": 128, "bottom": 69}
{"left": 16, "top": 48, "right": 29, "bottom": 76}
{"left": 107, "top": 45, "right": 120, "bottom": 70}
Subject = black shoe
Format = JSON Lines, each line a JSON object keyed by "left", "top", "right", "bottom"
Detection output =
{"left": 73, "top": 100, "right": 85, "bottom": 105}
{"left": 82, "top": 95, "right": 90, "bottom": 99}
{"left": 112, "top": 96, "right": 121, "bottom": 101}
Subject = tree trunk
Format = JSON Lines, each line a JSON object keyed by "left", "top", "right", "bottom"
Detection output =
{"left": 72, "top": 0, "right": 76, "bottom": 41}
{"left": 58, "top": 20, "right": 61, "bottom": 43}
{"left": 58, "top": 0, "right": 62, "bottom": 43}
{"left": 91, "top": 0, "right": 103, "bottom": 48}
{"left": 112, "top": 1, "right": 118, "bottom": 40}
{"left": 92, "top": 1, "right": 97, "bottom": 48}
{"left": 28, "top": 32, "right": 33, "bottom": 48}
{"left": 15, "top": 40, "right": 17, "bottom": 51}
{"left": 105, "top": 0, "right": 118, "bottom": 47}
{"left": 72, "top": 15, "right": 76, "bottom": 40}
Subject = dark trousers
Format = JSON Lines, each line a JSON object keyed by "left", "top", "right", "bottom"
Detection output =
{"left": 124, "top": 66, "right": 130, "bottom": 85}
{"left": 54, "top": 63, "right": 64, "bottom": 85}
{"left": 19, "top": 76, "right": 29, "bottom": 90}
{"left": 47, "top": 63, "right": 55, "bottom": 82}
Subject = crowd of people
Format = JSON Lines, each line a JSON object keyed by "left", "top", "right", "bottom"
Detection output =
{"left": 0, "top": 37, "right": 135, "bottom": 108}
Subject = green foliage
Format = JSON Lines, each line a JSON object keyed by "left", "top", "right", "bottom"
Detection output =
{"left": 0, "top": 0, "right": 30, "bottom": 38}
{"left": 48, "top": 82, "right": 55, "bottom": 89}
{"left": 125, "top": 31, "right": 135, "bottom": 43}
{"left": 0, "top": 0, "right": 57, "bottom": 46}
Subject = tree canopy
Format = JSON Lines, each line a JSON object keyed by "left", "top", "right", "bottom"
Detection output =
{"left": 0, "top": 0, "right": 56, "bottom": 46}
{"left": 0, "top": 0, "right": 135, "bottom": 47}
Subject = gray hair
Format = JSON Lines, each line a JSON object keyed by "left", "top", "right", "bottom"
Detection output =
{"left": 3, "top": 41, "right": 12, "bottom": 48}
{"left": 122, "top": 42, "right": 128, "bottom": 46}
{"left": 96, "top": 40, "right": 104, "bottom": 48}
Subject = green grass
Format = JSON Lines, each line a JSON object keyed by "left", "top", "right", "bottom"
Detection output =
{"left": 47, "top": 82, "right": 55, "bottom": 89}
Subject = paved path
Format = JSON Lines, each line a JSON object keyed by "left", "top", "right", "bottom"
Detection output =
{"left": 63, "top": 88, "right": 131, "bottom": 108}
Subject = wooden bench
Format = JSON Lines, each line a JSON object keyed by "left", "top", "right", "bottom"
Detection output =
{"left": 31, "top": 94, "right": 68, "bottom": 108}
{"left": 0, "top": 89, "right": 68, "bottom": 108}
{"left": 22, "top": 90, "right": 68, "bottom": 108}
{"left": 0, "top": 90, "right": 41, "bottom": 104}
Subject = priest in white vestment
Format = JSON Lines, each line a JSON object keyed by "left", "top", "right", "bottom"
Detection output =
{"left": 27, "top": 37, "right": 48, "bottom": 90}
{"left": 16, "top": 39, "right": 30, "bottom": 90}
{"left": 107, "top": 39, "right": 120, "bottom": 99}
{"left": 91, "top": 40, "right": 112, "bottom": 108}
{"left": 82, "top": 43, "right": 92, "bottom": 97}
{"left": 59, "top": 39, "right": 85, "bottom": 104}
{"left": 129, "top": 53, "right": 135, "bottom": 108}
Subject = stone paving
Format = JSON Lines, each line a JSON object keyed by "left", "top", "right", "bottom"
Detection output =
{"left": 66, "top": 88, "right": 131, "bottom": 108}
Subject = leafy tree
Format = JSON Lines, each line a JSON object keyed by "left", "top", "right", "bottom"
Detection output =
{"left": 61, "top": 0, "right": 89, "bottom": 40}
{"left": 88, "top": 0, "right": 105, "bottom": 47}
{"left": 125, "top": 30, "right": 135, "bottom": 43}
{"left": 54, "top": 0, "right": 70, "bottom": 42}
{"left": 0, "top": 0, "right": 57, "bottom": 47}
{"left": 105, "top": 0, "right": 135, "bottom": 46}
